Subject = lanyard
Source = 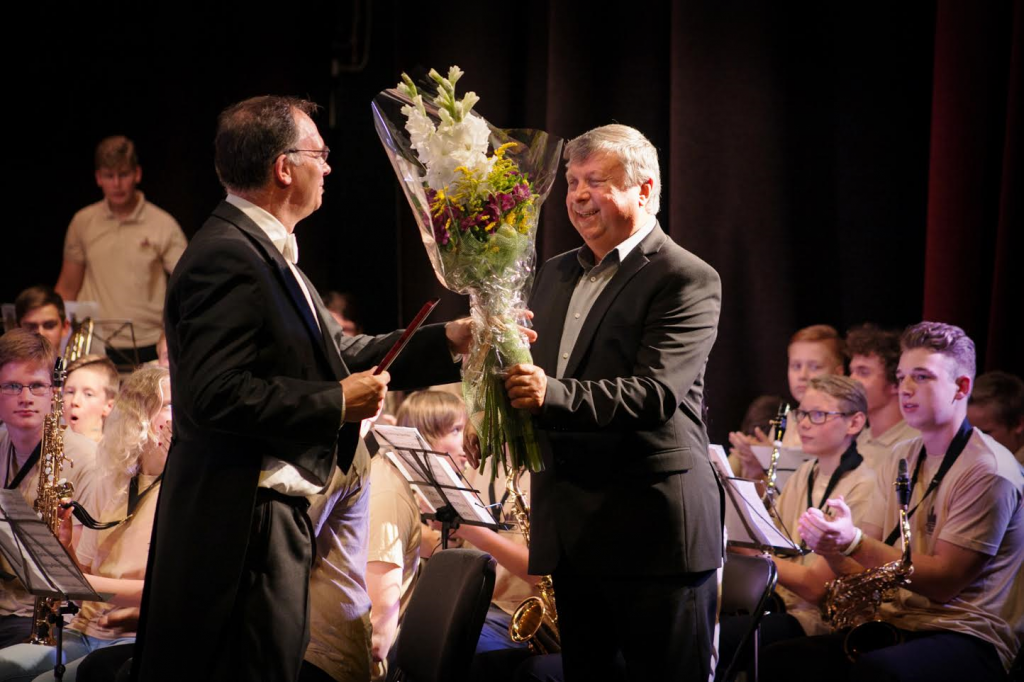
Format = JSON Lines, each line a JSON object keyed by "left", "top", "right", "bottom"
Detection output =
{"left": 884, "top": 418, "right": 972, "bottom": 546}
{"left": 5, "top": 442, "right": 41, "bottom": 490}
{"left": 805, "top": 443, "right": 864, "bottom": 512}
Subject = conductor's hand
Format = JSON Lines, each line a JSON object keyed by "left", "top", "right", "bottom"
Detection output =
{"left": 445, "top": 318, "right": 474, "bottom": 356}
{"left": 505, "top": 363, "right": 547, "bottom": 415}
{"left": 341, "top": 368, "right": 390, "bottom": 423}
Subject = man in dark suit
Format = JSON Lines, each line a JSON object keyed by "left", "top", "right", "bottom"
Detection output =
{"left": 503, "top": 124, "right": 723, "bottom": 680}
{"left": 132, "top": 96, "right": 469, "bottom": 682}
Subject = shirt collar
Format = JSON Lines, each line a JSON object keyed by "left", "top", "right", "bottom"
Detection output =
{"left": 578, "top": 215, "right": 657, "bottom": 270}
{"left": 871, "top": 419, "right": 916, "bottom": 445}
{"left": 225, "top": 194, "right": 299, "bottom": 264}
{"left": 103, "top": 191, "right": 147, "bottom": 223}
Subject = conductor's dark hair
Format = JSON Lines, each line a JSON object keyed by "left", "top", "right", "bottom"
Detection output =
{"left": 214, "top": 96, "right": 320, "bottom": 193}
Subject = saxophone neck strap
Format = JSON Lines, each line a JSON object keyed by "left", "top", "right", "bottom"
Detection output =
{"left": 806, "top": 443, "right": 864, "bottom": 512}
{"left": 884, "top": 418, "right": 972, "bottom": 546}
{"left": 73, "top": 472, "right": 165, "bottom": 531}
{"left": 126, "top": 473, "right": 163, "bottom": 521}
{"left": 5, "top": 441, "right": 41, "bottom": 491}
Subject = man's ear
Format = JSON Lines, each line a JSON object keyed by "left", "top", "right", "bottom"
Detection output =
{"left": 637, "top": 178, "right": 653, "bottom": 207}
{"left": 954, "top": 375, "right": 972, "bottom": 401}
{"left": 273, "top": 154, "right": 293, "bottom": 187}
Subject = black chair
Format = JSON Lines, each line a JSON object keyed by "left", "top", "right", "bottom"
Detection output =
{"left": 719, "top": 553, "right": 779, "bottom": 682}
{"left": 388, "top": 548, "right": 497, "bottom": 682}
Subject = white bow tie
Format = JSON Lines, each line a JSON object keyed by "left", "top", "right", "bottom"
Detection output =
{"left": 273, "top": 233, "right": 299, "bottom": 265}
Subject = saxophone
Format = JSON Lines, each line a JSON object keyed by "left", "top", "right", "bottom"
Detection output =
{"left": 29, "top": 359, "right": 77, "bottom": 645}
{"left": 821, "top": 458, "right": 914, "bottom": 660}
{"left": 506, "top": 469, "right": 561, "bottom": 654}
{"left": 762, "top": 402, "right": 790, "bottom": 504}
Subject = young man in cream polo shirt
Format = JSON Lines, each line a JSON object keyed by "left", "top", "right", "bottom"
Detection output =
{"left": 846, "top": 324, "right": 919, "bottom": 469}
{"left": 55, "top": 136, "right": 186, "bottom": 363}
{"left": 767, "top": 322, "right": 1023, "bottom": 681}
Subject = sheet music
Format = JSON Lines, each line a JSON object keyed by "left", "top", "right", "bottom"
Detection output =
{"left": 371, "top": 425, "right": 431, "bottom": 453}
{"left": 709, "top": 444, "right": 732, "bottom": 478}
{"left": 750, "top": 444, "right": 811, "bottom": 493}
{"left": 0, "top": 491, "right": 100, "bottom": 601}
{"left": 384, "top": 450, "right": 495, "bottom": 526}
{"left": 371, "top": 423, "right": 497, "bottom": 527}
{"left": 386, "top": 450, "right": 445, "bottom": 511}
{"left": 724, "top": 478, "right": 800, "bottom": 553}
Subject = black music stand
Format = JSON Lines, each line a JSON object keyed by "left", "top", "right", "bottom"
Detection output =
{"left": 367, "top": 425, "right": 502, "bottom": 550}
{"left": 89, "top": 320, "right": 140, "bottom": 372}
{"left": 0, "top": 491, "right": 101, "bottom": 681}
{"left": 708, "top": 445, "right": 803, "bottom": 557}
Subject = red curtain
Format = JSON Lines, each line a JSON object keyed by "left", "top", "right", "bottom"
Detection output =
{"left": 923, "top": 1, "right": 1022, "bottom": 375}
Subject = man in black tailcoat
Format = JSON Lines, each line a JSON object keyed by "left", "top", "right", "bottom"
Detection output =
{"left": 132, "top": 96, "right": 469, "bottom": 682}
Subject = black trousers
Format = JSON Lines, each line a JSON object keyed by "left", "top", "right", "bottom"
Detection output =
{"left": 210, "top": 492, "right": 314, "bottom": 682}
{"left": 552, "top": 568, "right": 718, "bottom": 682}
{"left": 760, "top": 628, "right": 1007, "bottom": 682}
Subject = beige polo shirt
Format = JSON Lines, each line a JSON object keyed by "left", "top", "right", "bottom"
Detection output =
{"left": 865, "top": 431, "right": 1024, "bottom": 671}
{"left": 856, "top": 418, "right": 920, "bottom": 471}
{"left": 64, "top": 193, "right": 186, "bottom": 347}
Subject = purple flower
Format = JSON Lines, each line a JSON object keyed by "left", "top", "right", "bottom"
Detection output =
{"left": 511, "top": 183, "right": 531, "bottom": 203}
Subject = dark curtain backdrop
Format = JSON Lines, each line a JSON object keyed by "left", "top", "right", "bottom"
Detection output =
{"left": 6, "top": 1, "right": 1019, "bottom": 444}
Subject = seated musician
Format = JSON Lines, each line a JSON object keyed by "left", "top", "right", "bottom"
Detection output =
{"left": 63, "top": 355, "right": 119, "bottom": 443}
{"left": 727, "top": 394, "right": 786, "bottom": 476}
{"left": 847, "top": 324, "right": 919, "bottom": 469}
{"left": 717, "top": 375, "right": 876, "bottom": 681}
{"left": 968, "top": 370, "right": 1024, "bottom": 466}
{"left": 14, "top": 286, "right": 71, "bottom": 354}
{"left": 298, "top": 390, "right": 470, "bottom": 682}
{"left": 730, "top": 324, "right": 847, "bottom": 480}
{"left": 368, "top": 390, "right": 469, "bottom": 679}
{"left": 0, "top": 365, "right": 171, "bottom": 682}
{"left": 0, "top": 330, "right": 97, "bottom": 647}
{"left": 459, "top": 456, "right": 550, "bottom": 682}
{"left": 764, "top": 322, "right": 1023, "bottom": 681}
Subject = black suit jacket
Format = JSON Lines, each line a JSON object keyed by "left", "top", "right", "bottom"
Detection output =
{"left": 527, "top": 224, "right": 723, "bottom": 577}
{"left": 132, "top": 201, "right": 456, "bottom": 681}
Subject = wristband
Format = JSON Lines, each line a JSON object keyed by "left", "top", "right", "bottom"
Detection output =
{"left": 841, "top": 527, "right": 864, "bottom": 556}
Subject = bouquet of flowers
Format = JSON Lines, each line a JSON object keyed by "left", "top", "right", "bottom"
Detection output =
{"left": 372, "top": 66, "right": 563, "bottom": 475}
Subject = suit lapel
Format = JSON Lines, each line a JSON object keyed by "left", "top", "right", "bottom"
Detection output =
{"left": 295, "top": 269, "right": 349, "bottom": 379}
{"left": 562, "top": 225, "right": 666, "bottom": 378}
{"left": 211, "top": 202, "right": 336, "bottom": 376}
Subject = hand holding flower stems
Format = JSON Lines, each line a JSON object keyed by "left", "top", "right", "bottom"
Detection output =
{"left": 504, "top": 364, "right": 547, "bottom": 415}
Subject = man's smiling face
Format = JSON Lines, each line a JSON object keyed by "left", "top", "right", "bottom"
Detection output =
{"left": 565, "top": 151, "right": 650, "bottom": 262}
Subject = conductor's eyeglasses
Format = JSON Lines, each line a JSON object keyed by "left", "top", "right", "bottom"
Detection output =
{"left": 284, "top": 146, "right": 330, "bottom": 164}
